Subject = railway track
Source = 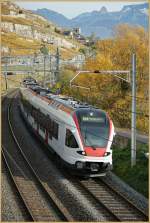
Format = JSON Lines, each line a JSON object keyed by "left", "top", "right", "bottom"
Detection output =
{"left": 2, "top": 90, "right": 73, "bottom": 222}
{"left": 1, "top": 155, "right": 33, "bottom": 222}
{"left": 77, "top": 178, "right": 148, "bottom": 221}
{"left": 59, "top": 171, "right": 148, "bottom": 222}
{"left": 8, "top": 91, "right": 106, "bottom": 222}
{"left": 2, "top": 89, "right": 148, "bottom": 222}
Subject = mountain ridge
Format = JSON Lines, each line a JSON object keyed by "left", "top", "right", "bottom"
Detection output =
{"left": 34, "top": 3, "right": 148, "bottom": 38}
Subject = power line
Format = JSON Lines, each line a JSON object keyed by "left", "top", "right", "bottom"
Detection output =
{"left": 126, "top": 95, "right": 148, "bottom": 102}
{"left": 112, "top": 106, "right": 149, "bottom": 118}
{"left": 71, "top": 83, "right": 148, "bottom": 103}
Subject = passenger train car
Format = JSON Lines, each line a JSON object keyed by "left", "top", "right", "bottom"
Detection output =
{"left": 19, "top": 82, "right": 115, "bottom": 177}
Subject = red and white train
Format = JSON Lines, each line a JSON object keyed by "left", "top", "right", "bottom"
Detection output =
{"left": 19, "top": 81, "right": 115, "bottom": 177}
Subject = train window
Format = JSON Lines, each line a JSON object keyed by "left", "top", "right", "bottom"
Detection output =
{"left": 76, "top": 109, "right": 109, "bottom": 147}
{"left": 44, "top": 115, "right": 50, "bottom": 130}
{"left": 31, "top": 106, "right": 34, "bottom": 115}
{"left": 53, "top": 121, "right": 59, "bottom": 139}
{"left": 39, "top": 124, "right": 45, "bottom": 133}
{"left": 37, "top": 110, "right": 43, "bottom": 125}
{"left": 48, "top": 131, "right": 52, "bottom": 139}
{"left": 65, "top": 129, "right": 79, "bottom": 148}
{"left": 48, "top": 118, "right": 53, "bottom": 139}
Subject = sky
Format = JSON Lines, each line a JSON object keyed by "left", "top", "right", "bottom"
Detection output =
{"left": 16, "top": 1, "right": 147, "bottom": 19}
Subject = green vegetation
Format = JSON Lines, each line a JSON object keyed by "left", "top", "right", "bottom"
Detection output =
{"left": 40, "top": 45, "right": 49, "bottom": 55}
{"left": 112, "top": 141, "right": 148, "bottom": 197}
{"left": 1, "top": 65, "right": 32, "bottom": 72}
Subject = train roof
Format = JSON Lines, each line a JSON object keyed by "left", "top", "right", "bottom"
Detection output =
{"left": 23, "top": 81, "right": 106, "bottom": 115}
{"left": 36, "top": 89, "right": 105, "bottom": 113}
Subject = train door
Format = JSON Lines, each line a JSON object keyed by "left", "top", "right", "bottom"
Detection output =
{"left": 56, "top": 124, "right": 66, "bottom": 157}
{"left": 64, "top": 129, "right": 79, "bottom": 159}
{"left": 48, "top": 117, "right": 53, "bottom": 147}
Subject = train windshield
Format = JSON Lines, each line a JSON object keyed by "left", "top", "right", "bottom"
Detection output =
{"left": 76, "top": 109, "right": 110, "bottom": 147}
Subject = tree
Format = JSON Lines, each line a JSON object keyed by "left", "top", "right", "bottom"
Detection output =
{"left": 89, "top": 32, "right": 96, "bottom": 43}
{"left": 40, "top": 45, "right": 49, "bottom": 55}
{"left": 58, "top": 24, "right": 148, "bottom": 133}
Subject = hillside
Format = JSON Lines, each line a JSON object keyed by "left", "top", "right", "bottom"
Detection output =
{"left": 35, "top": 3, "right": 148, "bottom": 38}
{"left": 1, "top": 2, "right": 84, "bottom": 59}
{"left": 33, "top": 8, "right": 70, "bottom": 27}
{"left": 57, "top": 24, "right": 148, "bottom": 134}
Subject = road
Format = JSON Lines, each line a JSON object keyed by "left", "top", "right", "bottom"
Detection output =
{"left": 116, "top": 128, "right": 148, "bottom": 144}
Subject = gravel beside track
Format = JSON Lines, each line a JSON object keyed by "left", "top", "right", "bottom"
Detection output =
{"left": 79, "top": 178, "right": 147, "bottom": 221}
{"left": 1, "top": 158, "right": 32, "bottom": 222}
{"left": 102, "top": 172, "right": 148, "bottom": 216}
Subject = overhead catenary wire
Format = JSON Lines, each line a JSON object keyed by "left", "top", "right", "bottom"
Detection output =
{"left": 72, "top": 83, "right": 148, "bottom": 103}
{"left": 126, "top": 95, "right": 148, "bottom": 103}
{"left": 2, "top": 76, "right": 148, "bottom": 118}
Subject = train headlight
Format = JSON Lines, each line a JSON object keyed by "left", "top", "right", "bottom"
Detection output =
{"left": 113, "top": 132, "right": 116, "bottom": 137}
{"left": 104, "top": 152, "right": 111, "bottom": 156}
{"left": 76, "top": 161, "right": 84, "bottom": 169}
{"left": 77, "top": 151, "right": 86, "bottom": 155}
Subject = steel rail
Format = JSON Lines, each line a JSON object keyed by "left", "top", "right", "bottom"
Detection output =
{"left": 1, "top": 146, "right": 35, "bottom": 221}
{"left": 99, "top": 178, "right": 148, "bottom": 219}
{"left": 6, "top": 92, "right": 74, "bottom": 222}
{"left": 79, "top": 178, "right": 148, "bottom": 221}
{"left": 76, "top": 180, "right": 121, "bottom": 221}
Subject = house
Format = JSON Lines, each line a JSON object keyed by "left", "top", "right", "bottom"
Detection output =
{"left": 63, "top": 30, "right": 73, "bottom": 38}
{"left": 73, "top": 27, "right": 81, "bottom": 35}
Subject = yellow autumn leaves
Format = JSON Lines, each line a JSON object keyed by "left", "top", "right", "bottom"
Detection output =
{"left": 59, "top": 24, "right": 148, "bottom": 133}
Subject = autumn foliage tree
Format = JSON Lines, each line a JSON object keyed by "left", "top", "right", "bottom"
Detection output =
{"left": 58, "top": 24, "right": 148, "bottom": 133}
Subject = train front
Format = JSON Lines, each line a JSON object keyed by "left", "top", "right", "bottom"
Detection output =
{"left": 73, "top": 108, "right": 115, "bottom": 176}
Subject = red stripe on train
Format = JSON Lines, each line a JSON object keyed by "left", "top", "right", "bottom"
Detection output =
{"left": 73, "top": 112, "right": 84, "bottom": 145}
{"left": 84, "top": 147, "right": 106, "bottom": 157}
{"left": 73, "top": 112, "right": 112, "bottom": 157}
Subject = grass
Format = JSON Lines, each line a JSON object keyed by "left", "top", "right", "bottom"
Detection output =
{"left": 2, "top": 15, "right": 33, "bottom": 26}
{"left": 1, "top": 32, "right": 80, "bottom": 59}
{"left": 1, "top": 72, "right": 48, "bottom": 94}
{"left": 1, "top": 65, "right": 32, "bottom": 72}
{"left": 2, "top": 32, "right": 41, "bottom": 55}
{"left": 1, "top": 15, "right": 54, "bottom": 28}
{"left": 1, "top": 74, "right": 27, "bottom": 93}
{"left": 112, "top": 140, "right": 148, "bottom": 198}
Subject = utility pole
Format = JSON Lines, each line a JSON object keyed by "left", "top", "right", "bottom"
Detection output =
{"left": 40, "top": 44, "right": 49, "bottom": 87}
{"left": 49, "top": 54, "right": 52, "bottom": 87}
{"left": 4, "top": 57, "right": 8, "bottom": 90}
{"left": 131, "top": 53, "right": 136, "bottom": 167}
{"left": 43, "top": 55, "right": 46, "bottom": 87}
{"left": 55, "top": 47, "right": 60, "bottom": 82}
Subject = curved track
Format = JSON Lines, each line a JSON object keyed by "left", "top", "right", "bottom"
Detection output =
{"left": 2, "top": 89, "right": 148, "bottom": 222}
{"left": 1, "top": 153, "right": 33, "bottom": 222}
{"left": 2, "top": 90, "right": 73, "bottom": 222}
